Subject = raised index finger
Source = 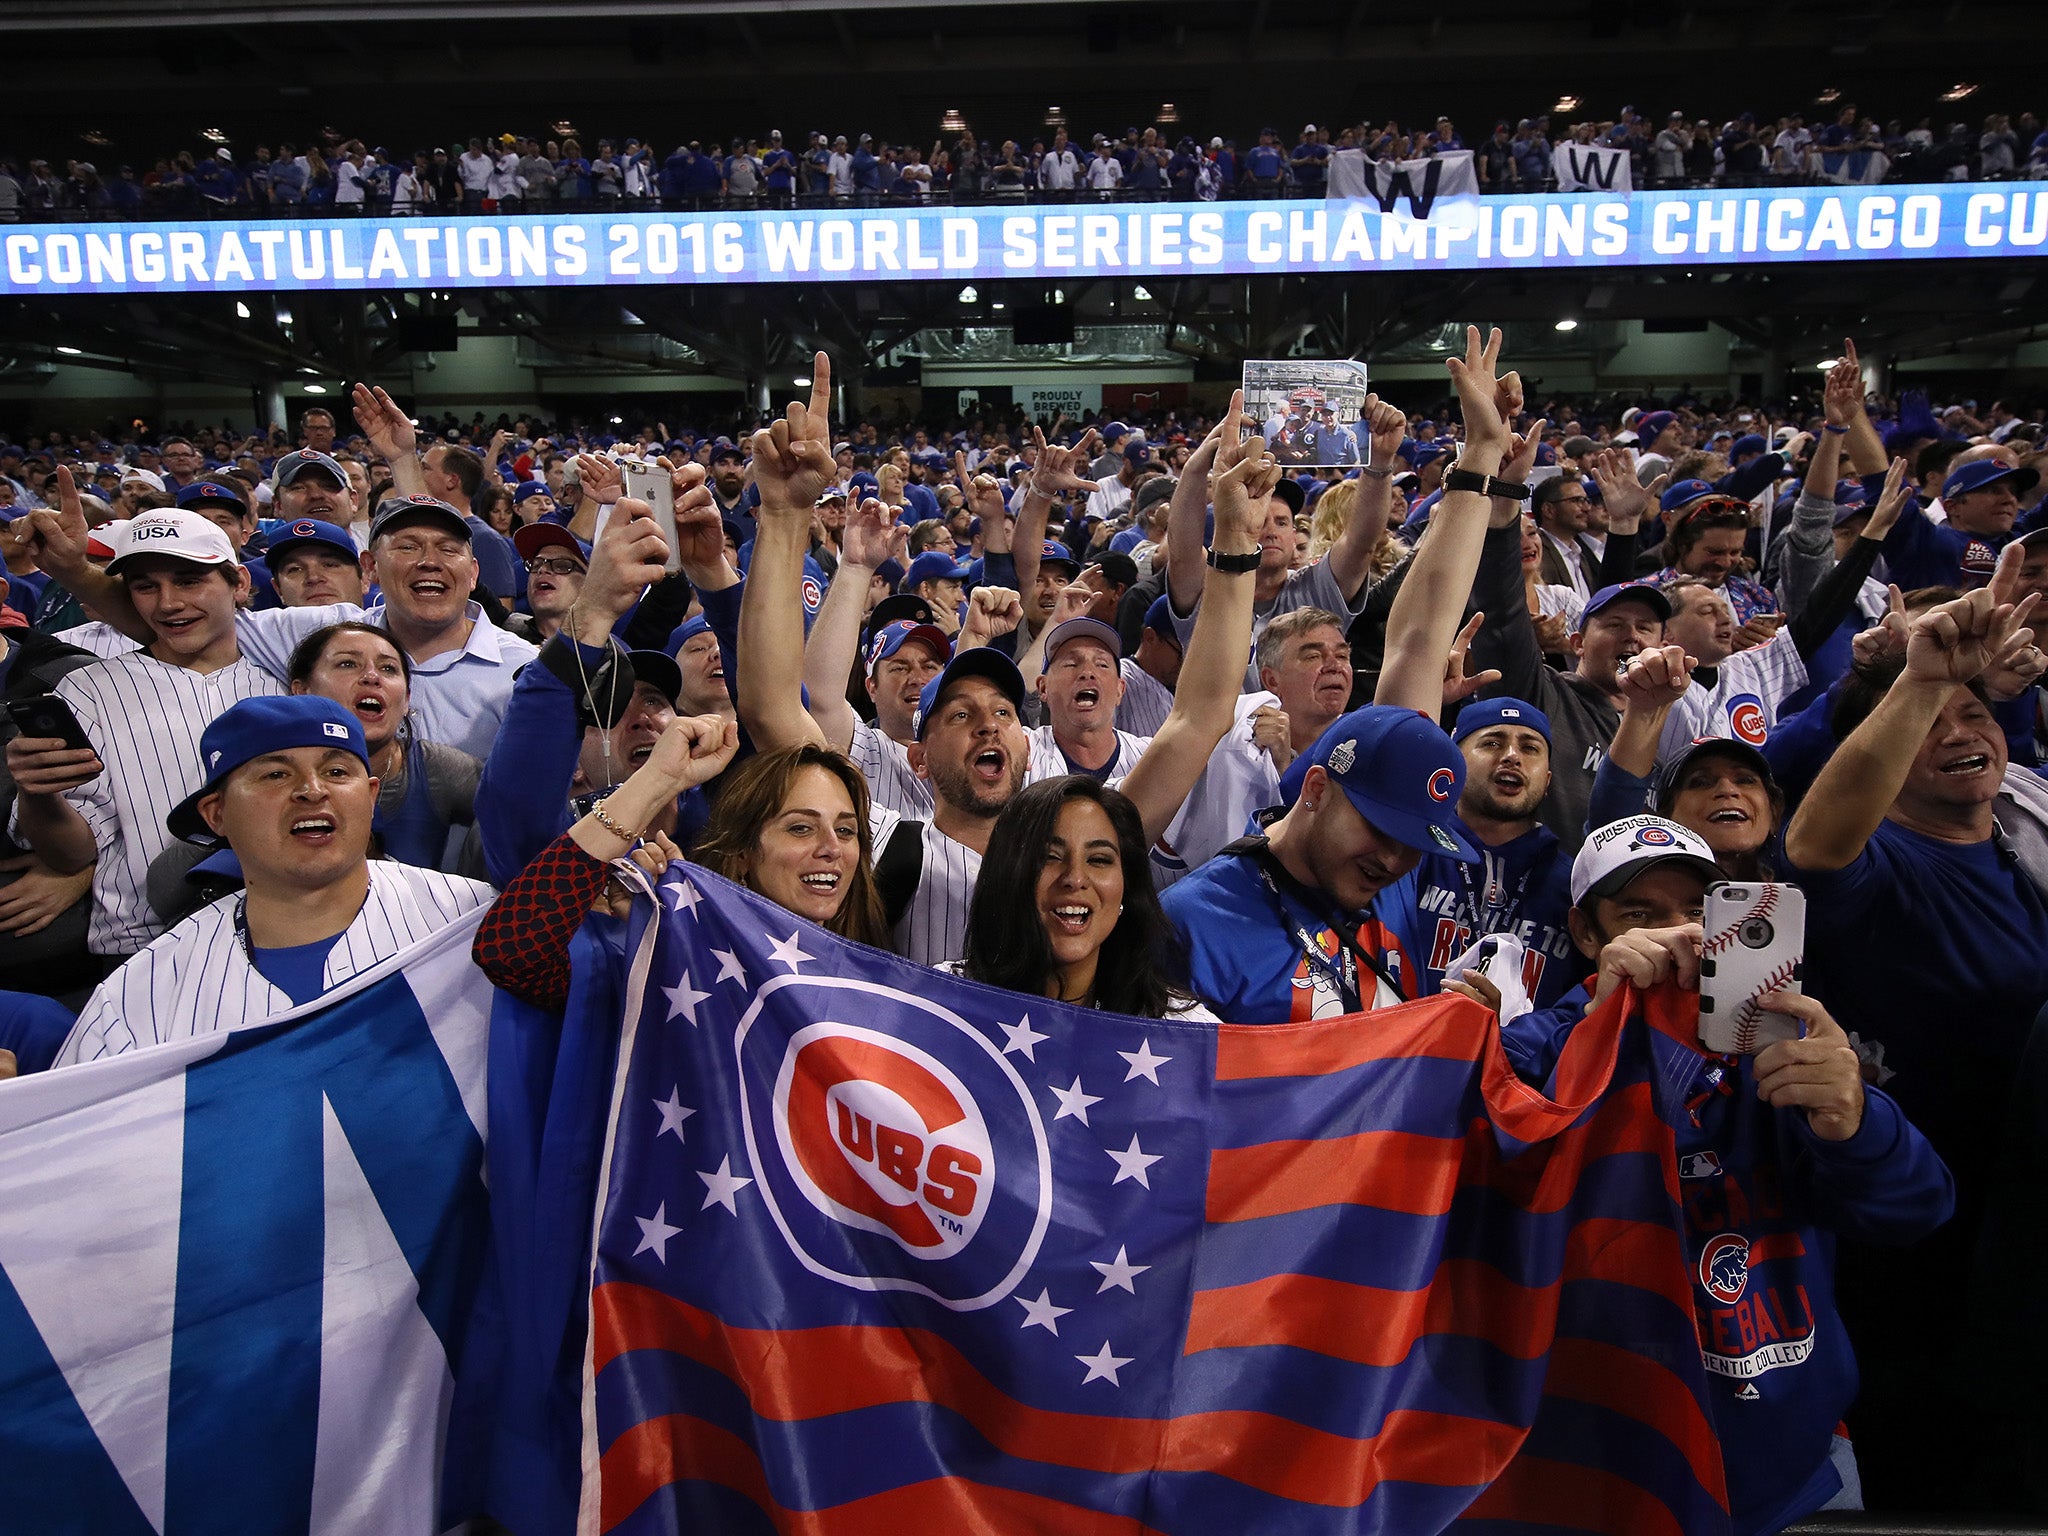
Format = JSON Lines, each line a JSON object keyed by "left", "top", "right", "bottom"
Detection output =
{"left": 807, "top": 351, "right": 832, "bottom": 424}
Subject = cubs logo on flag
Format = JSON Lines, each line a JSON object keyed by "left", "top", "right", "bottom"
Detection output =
{"left": 579, "top": 865, "right": 1731, "bottom": 1536}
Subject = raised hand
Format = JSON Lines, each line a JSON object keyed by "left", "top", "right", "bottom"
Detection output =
{"left": 1049, "top": 581, "right": 1097, "bottom": 628}
{"left": 25, "top": 465, "right": 93, "bottom": 581}
{"left": 1823, "top": 354, "right": 1865, "bottom": 429}
{"left": 576, "top": 497, "right": 671, "bottom": 633}
{"left": 952, "top": 452, "right": 1007, "bottom": 522}
{"left": 641, "top": 713, "right": 741, "bottom": 796}
{"left": 1904, "top": 542, "right": 2039, "bottom": 688}
{"left": 1443, "top": 326, "right": 1510, "bottom": 459}
{"left": 1442, "top": 612, "right": 1503, "bottom": 703}
{"left": 841, "top": 496, "right": 900, "bottom": 570}
{"left": 1588, "top": 447, "right": 1656, "bottom": 526}
{"left": 1362, "top": 393, "right": 1405, "bottom": 468}
{"left": 576, "top": 453, "right": 623, "bottom": 506}
{"left": 1028, "top": 426, "right": 1102, "bottom": 500}
{"left": 1619, "top": 643, "right": 1697, "bottom": 711}
{"left": 1210, "top": 389, "right": 1279, "bottom": 549}
{"left": 1862, "top": 456, "right": 1911, "bottom": 541}
{"left": 1852, "top": 583, "right": 1911, "bottom": 669}
{"left": 750, "top": 351, "right": 836, "bottom": 515}
{"left": 351, "top": 383, "right": 417, "bottom": 460}
{"left": 1502, "top": 417, "right": 1549, "bottom": 484}
{"left": 959, "top": 585, "right": 1024, "bottom": 650}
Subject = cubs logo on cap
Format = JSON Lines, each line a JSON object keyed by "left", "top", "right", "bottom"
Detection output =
{"left": 1569, "top": 813, "right": 1720, "bottom": 907}
{"left": 1635, "top": 824, "right": 1676, "bottom": 848}
{"left": 738, "top": 986, "right": 1051, "bottom": 1308}
{"left": 1427, "top": 767, "right": 1455, "bottom": 802}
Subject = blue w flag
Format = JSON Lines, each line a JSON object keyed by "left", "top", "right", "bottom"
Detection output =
{"left": 0, "top": 913, "right": 495, "bottom": 1536}
{"left": 583, "top": 867, "right": 1730, "bottom": 1534}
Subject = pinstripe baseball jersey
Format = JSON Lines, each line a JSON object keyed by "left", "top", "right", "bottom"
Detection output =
{"left": 50, "top": 621, "right": 140, "bottom": 660}
{"left": 848, "top": 719, "right": 934, "bottom": 818}
{"left": 1025, "top": 724, "right": 1149, "bottom": 783}
{"left": 12, "top": 653, "right": 289, "bottom": 956}
{"left": 54, "top": 861, "right": 492, "bottom": 1064}
{"left": 874, "top": 812, "right": 984, "bottom": 968}
{"left": 1116, "top": 659, "right": 1173, "bottom": 740}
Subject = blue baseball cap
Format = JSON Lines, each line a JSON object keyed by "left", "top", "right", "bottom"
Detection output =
{"left": 865, "top": 618, "right": 952, "bottom": 674}
{"left": 369, "top": 493, "right": 470, "bottom": 543}
{"left": 1582, "top": 581, "right": 1675, "bottom": 626}
{"left": 1280, "top": 706, "right": 1479, "bottom": 861}
{"left": 1038, "top": 539, "right": 1081, "bottom": 575}
{"left": 1099, "top": 421, "right": 1129, "bottom": 444}
{"left": 1943, "top": 459, "right": 2040, "bottom": 502}
{"left": 512, "top": 480, "right": 554, "bottom": 504}
{"left": 175, "top": 480, "right": 247, "bottom": 514}
{"left": 708, "top": 437, "right": 745, "bottom": 462}
{"left": 1636, "top": 410, "right": 1678, "bottom": 444}
{"left": 1658, "top": 478, "right": 1718, "bottom": 515}
{"left": 1409, "top": 442, "right": 1452, "bottom": 471}
{"left": 166, "top": 696, "right": 370, "bottom": 844}
{"left": 264, "top": 518, "right": 358, "bottom": 566}
{"left": 1142, "top": 593, "right": 1180, "bottom": 645}
{"left": 912, "top": 646, "right": 1026, "bottom": 740}
{"left": 1730, "top": 433, "right": 1767, "bottom": 460}
{"left": 271, "top": 448, "right": 349, "bottom": 491}
{"left": 905, "top": 551, "right": 972, "bottom": 588}
{"left": 873, "top": 557, "right": 906, "bottom": 591}
{"left": 1451, "top": 697, "right": 1552, "bottom": 745}
{"left": 664, "top": 614, "right": 713, "bottom": 656}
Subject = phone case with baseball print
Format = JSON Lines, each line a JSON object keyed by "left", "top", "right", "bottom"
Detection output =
{"left": 1697, "top": 882, "right": 1806, "bottom": 1055}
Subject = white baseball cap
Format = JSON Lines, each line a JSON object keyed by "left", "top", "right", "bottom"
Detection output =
{"left": 118, "top": 467, "right": 165, "bottom": 493}
{"left": 1569, "top": 814, "right": 1720, "bottom": 907}
{"left": 104, "top": 510, "right": 238, "bottom": 575}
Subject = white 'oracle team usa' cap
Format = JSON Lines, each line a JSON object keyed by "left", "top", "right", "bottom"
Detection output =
{"left": 104, "top": 511, "right": 238, "bottom": 575}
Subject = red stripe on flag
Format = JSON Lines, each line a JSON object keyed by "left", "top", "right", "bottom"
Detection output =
{"left": 1157, "top": 1406, "right": 1523, "bottom": 1507}
{"left": 1183, "top": 1260, "right": 1559, "bottom": 1365}
{"left": 594, "top": 1282, "right": 1165, "bottom": 1469}
{"left": 1544, "top": 1339, "right": 1727, "bottom": 1510}
{"left": 599, "top": 1414, "right": 1162, "bottom": 1535}
{"left": 1214, "top": 996, "right": 1490, "bottom": 1081}
{"left": 1206, "top": 1129, "right": 1465, "bottom": 1222}
{"left": 1460, "top": 1453, "right": 1692, "bottom": 1536}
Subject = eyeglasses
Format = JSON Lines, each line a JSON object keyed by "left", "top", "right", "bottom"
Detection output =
{"left": 525, "top": 555, "right": 585, "bottom": 575}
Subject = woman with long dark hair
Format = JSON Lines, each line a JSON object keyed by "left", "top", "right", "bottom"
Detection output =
{"left": 957, "top": 775, "right": 1212, "bottom": 1019}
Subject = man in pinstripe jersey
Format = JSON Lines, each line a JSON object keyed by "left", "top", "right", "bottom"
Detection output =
{"left": 53, "top": 695, "right": 491, "bottom": 1064}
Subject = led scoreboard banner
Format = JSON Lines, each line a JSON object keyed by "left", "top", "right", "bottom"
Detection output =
{"left": 3, "top": 183, "right": 2045, "bottom": 296}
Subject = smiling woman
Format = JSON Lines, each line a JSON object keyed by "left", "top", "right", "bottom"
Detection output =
{"left": 956, "top": 776, "right": 1212, "bottom": 1020}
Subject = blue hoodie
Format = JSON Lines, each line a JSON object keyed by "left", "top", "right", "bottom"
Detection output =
{"left": 1504, "top": 987, "right": 1954, "bottom": 1536}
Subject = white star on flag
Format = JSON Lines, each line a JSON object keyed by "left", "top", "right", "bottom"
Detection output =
{"left": 1105, "top": 1133, "right": 1161, "bottom": 1188}
{"left": 766, "top": 930, "right": 814, "bottom": 974}
{"left": 653, "top": 1087, "right": 696, "bottom": 1142}
{"left": 711, "top": 948, "right": 748, "bottom": 987}
{"left": 699, "top": 1156, "right": 754, "bottom": 1214}
{"left": 1117, "top": 1038, "right": 1172, "bottom": 1085}
{"left": 634, "top": 1202, "right": 682, "bottom": 1263}
{"left": 1015, "top": 1288, "right": 1072, "bottom": 1334}
{"left": 1090, "top": 1245, "right": 1151, "bottom": 1295}
{"left": 1075, "top": 1341, "right": 1133, "bottom": 1386}
{"left": 998, "top": 1013, "right": 1050, "bottom": 1061}
{"left": 664, "top": 971, "right": 711, "bottom": 1026}
{"left": 1049, "top": 1076, "right": 1102, "bottom": 1126}
{"left": 665, "top": 879, "right": 703, "bottom": 918}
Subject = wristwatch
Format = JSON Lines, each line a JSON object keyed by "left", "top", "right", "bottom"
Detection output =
{"left": 1443, "top": 466, "right": 1531, "bottom": 501}
{"left": 1207, "top": 547, "right": 1262, "bottom": 573}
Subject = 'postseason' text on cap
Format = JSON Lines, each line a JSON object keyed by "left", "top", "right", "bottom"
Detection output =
{"left": 1568, "top": 813, "right": 1720, "bottom": 907}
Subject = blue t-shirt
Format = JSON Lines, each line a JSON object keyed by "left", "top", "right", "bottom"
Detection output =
{"left": 1245, "top": 144, "right": 1285, "bottom": 181}
{"left": 0, "top": 989, "right": 77, "bottom": 1075}
{"left": 1381, "top": 820, "right": 1580, "bottom": 1009}
{"left": 250, "top": 933, "right": 344, "bottom": 1007}
{"left": 1792, "top": 820, "right": 2048, "bottom": 1188}
{"left": 1162, "top": 845, "right": 1422, "bottom": 1023}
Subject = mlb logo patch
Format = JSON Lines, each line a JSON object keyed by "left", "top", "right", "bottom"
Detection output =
{"left": 322, "top": 722, "right": 350, "bottom": 740}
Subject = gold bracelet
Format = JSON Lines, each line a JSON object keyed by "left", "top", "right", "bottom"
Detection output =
{"left": 589, "top": 800, "right": 643, "bottom": 844}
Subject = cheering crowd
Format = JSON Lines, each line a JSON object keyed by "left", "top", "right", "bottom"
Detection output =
{"left": 4, "top": 103, "right": 2045, "bottom": 219}
{"left": 1, "top": 327, "right": 2045, "bottom": 1529}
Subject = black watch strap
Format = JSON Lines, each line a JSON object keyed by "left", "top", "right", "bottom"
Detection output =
{"left": 1444, "top": 467, "right": 1531, "bottom": 501}
{"left": 1207, "top": 547, "right": 1262, "bottom": 573}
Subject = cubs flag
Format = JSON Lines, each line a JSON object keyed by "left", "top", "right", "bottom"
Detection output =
{"left": 1328, "top": 148, "right": 1480, "bottom": 219}
{"left": 580, "top": 866, "right": 1729, "bottom": 1535}
{"left": 0, "top": 913, "right": 495, "bottom": 1536}
{"left": 1556, "top": 143, "right": 1634, "bottom": 195}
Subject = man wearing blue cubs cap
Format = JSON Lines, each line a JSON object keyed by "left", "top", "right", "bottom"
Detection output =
{"left": 55, "top": 695, "right": 494, "bottom": 1064}
{"left": 265, "top": 517, "right": 366, "bottom": 609}
{"left": 905, "top": 550, "right": 972, "bottom": 636}
{"left": 1881, "top": 450, "right": 2044, "bottom": 593}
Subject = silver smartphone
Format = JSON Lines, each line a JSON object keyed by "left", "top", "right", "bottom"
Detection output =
{"left": 1697, "top": 882, "right": 1806, "bottom": 1054}
{"left": 619, "top": 458, "right": 682, "bottom": 575}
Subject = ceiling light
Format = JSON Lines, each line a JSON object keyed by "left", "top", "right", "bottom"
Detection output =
{"left": 199, "top": 127, "right": 229, "bottom": 145}
{"left": 1053, "top": 288, "right": 1065, "bottom": 303}
{"left": 299, "top": 365, "right": 320, "bottom": 375}
{"left": 1816, "top": 359, "right": 1839, "bottom": 371}
{"left": 609, "top": 415, "right": 624, "bottom": 425}
{"left": 795, "top": 376, "right": 812, "bottom": 386}
{"left": 991, "top": 302, "right": 1006, "bottom": 311}
{"left": 55, "top": 345, "right": 82, "bottom": 356}
{"left": 1554, "top": 318, "right": 1579, "bottom": 332}
{"left": 1132, "top": 284, "right": 1152, "bottom": 301}
{"left": 1044, "top": 106, "right": 1066, "bottom": 128}
{"left": 550, "top": 120, "right": 577, "bottom": 138}
{"left": 958, "top": 285, "right": 978, "bottom": 303}
{"left": 1553, "top": 95, "right": 1580, "bottom": 114}
{"left": 276, "top": 304, "right": 294, "bottom": 324}
{"left": 1940, "top": 82, "right": 1979, "bottom": 102}
{"left": 302, "top": 383, "right": 327, "bottom": 394}
{"left": 235, "top": 301, "right": 251, "bottom": 319}
{"left": 1815, "top": 87, "right": 1842, "bottom": 106}
{"left": 81, "top": 130, "right": 110, "bottom": 147}
{"left": 1157, "top": 103, "right": 1179, "bottom": 124}
{"left": 940, "top": 109, "right": 967, "bottom": 133}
